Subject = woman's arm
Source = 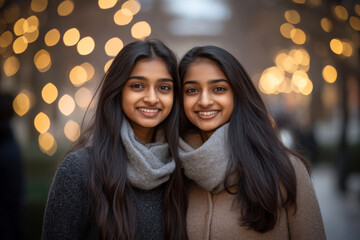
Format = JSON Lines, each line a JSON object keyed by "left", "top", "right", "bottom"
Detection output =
{"left": 42, "top": 150, "right": 92, "bottom": 240}
{"left": 287, "top": 157, "right": 326, "bottom": 240}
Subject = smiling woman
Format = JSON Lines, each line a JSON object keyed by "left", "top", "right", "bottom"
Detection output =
{"left": 178, "top": 46, "right": 326, "bottom": 240}
{"left": 42, "top": 40, "right": 187, "bottom": 240}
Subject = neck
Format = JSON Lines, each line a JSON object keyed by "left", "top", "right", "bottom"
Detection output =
{"left": 131, "top": 123, "right": 155, "bottom": 144}
{"left": 200, "top": 130, "right": 214, "bottom": 142}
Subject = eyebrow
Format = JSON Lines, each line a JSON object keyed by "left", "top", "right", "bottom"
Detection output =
{"left": 183, "top": 79, "right": 228, "bottom": 85}
{"left": 127, "top": 76, "right": 173, "bottom": 82}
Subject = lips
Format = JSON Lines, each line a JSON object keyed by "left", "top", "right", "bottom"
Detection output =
{"left": 137, "top": 107, "right": 161, "bottom": 117}
{"left": 195, "top": 110, "right": 219, "bottom": 119}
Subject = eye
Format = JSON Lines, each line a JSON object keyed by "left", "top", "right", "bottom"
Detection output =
{"left": 213, "top": 86, "right": 226, "bottom": 92}
{"left": 130, "top": 83, "right": 143, "bottom": 89}
{"left": 185, "top": 87, "right": 198, "bottom": 94}
{"left": 159, "top": 85, "right": 171, "bottom": 91}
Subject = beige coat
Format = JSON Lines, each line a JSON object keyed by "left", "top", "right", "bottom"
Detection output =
{"left": 186, "top": 158, "right": 326, "bottom": 240}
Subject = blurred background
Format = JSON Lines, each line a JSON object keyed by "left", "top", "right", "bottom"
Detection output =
{"left": 0, "top": 0, "right": 359, "bottom": 239}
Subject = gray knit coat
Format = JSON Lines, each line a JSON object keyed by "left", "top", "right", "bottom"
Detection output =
{"left": 41, "top": 148, "right": 165, "bottom": 240}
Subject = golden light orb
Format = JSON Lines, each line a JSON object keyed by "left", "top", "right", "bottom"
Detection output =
{"left": 64, "top": 120, "right": 81, "bottom": 142}
{"left": 3, "top": 56, "right": 20, "bottom": 76}
{"left": 349, "top": 16, "right": 360, "bottom": 31}
{"left": 122, "top": 0, "right": 141, "bottom": 15}
{"left": 105, "top": 37, "right": 123, "bottom": 56}
{"left": 280, "top": 23, "right": 295, "bottom": 39}
{"left": 329, "top": 38, "right": 343, "bottom": 54}
{"left": 77, "top": 36, "right": 95, "bottom": 55}
{"left": 290, "top": 28, "right": 306, "bottom": 45}
{"left": 34, "top": 112, "right": 50, "bottom": 133}
{"left": 31, "top": 0, "right": 48, "bottom": 13}
{"left": 13, "top": 36, "right": 28, "bottom": 54}
{"left": 98, "top": 0, "right": 117, "bottom": 9}
{"left": 0, "top": 31, "right": 13, "bottom": 48}
{"left": 45, "top": 29, "right": 61, "bottom": 46}
{"left": 80, "top": 62, "right": 95, "bottom": 81}
{"left": 69, "top": 65, "right": 88, "bottom": 87}
{"left": 114, "top": 8, "right": 133, "bottom": 26}
{"left": 333, "top": 5, "right": 348, "bottom": 21}
{"left": 63, "top": 28, "right": 80, "bottom": 46}
{"left": 131, "top": 21, "right": 151, "bottom": 40}
{"left": 13, "top": 92, "right": 30, "bottom": 116}
{"left": 75, "top": 87, "right": 93, "bottom": 109}
{"left": 284, "top": 10, "right": 301, "bottom": 24}
{"left": 41, "top": 83, "right": 58, "bottom": 104}
{"left": 320, "top": 18, "right": 332, "bottom": 32}
{"left": 34, "top": 49, "right": 51, "bottom": 72}
{"left": 104, "top": 59, "right": 114, "bottom": 73}
{"left": 14, "top": 18, "right": 28, "bottom": 36}
{"left": 322, "top": 65, "right": 337, "bottom": 83}
{"left": 58, "top": 94, "right": 76, "bottom": 116}
{"left": 58, "top": 0, "right": 74, "bottom": 16}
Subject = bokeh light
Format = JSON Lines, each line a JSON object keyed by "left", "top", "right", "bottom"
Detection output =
{"left": 284, "top": 10, "right": 300, "bottom": 24}
{"left": 349, "top": 16, "right": 360, "bottom": 31}
{"left": 58, "top": 0, "right": 74, "bottom": 16}
{"left": 64, "top": 120, "right": 81, "bottom": 142}
{"left": 3, "top": 56, "right": 20, "bottom": 76}
{"left": 77, "top": 36, "right": 95, "bottom": 55}
{"left": 63, "top": 28, "right": 80, "bottom": 46}
{"left": 14, "top": 18, "right": 28, "bottom": 36}
{"left": 24, "top": 28, "right": 39, "bottom": 43}
{"left": 333, "top": 5, "right": 348, "bottom": 21}
{"left": 322, "top": 65, "right": 337, "bottom": 83}
{"left": 75, "top": 87, "right": 93, "bottom": 109}
{"left": 258, "top": 67, "right": 285, "bottom": 94}
{"left": 31, "top": 0, "right": 48, "bottom": 13}
{"left": 330, "top": 38, "right": 343, "bottom": 54}
{"left": 291, "top": 70, "right": 309, "bottom": 91}
{"left": 58, "top": 94, "right": 75, "bottom": 116}
{"left": 341, "top": 40, "right": 353, "bottom": 57}
{"left": 13, "top": 36, "right": 28, "bottom": 54}
{"left": 0, "top": 31, "right": 13, "bottom": 48}
{"left": 80, "top": 62, "right": 95, "bottom": 81}
{"left": 280, "top": 23, "right": 295, "bottom": 38}
{"left": 38, "top": 132, "right": 57, "bottom": 156}
{"left": 69, "top": 65, "right": 88, "bottom": 87}
{"left": 104, "top": 58, "right": 114, "bottom": 72}
{"left": 122, "top": 0, "right": 141, "bottom": 15}
{"left": 45, "top": 29, "right": 61, "bottom": 46}
{"left": 292, "top": 0, "right": 305, "bottom": 4}
{"left": 41, "top": 83, "right": 58, "bottom": 104}
{"left": 26, "top": 15, "right": 39, "bottom": 32}
{"left": 290, "top": 28, "right": 306, "bottom": 45}
{"left": 355, "top": 4, "right": 360, "bottom": 16}
{"left": 13, "top": 92, "right": 30, "bottom": 116}
{"left": 98, "top": 0, "right": 117, "bottom": 9}
{"left": 114, "top": 8, "right": 133, "bottom": 26}
{"left": 34, "top": 49, "right": 51, "bottom": 72}
{"left": 34, "top": 112, "right": 50, "bottom": 133}
{"left": 105, "top": 37, "right": 123, "bottom": 56}
{"left": 131, "top": 21, "right": 151, "bottom": 40}
{"left": 320, "top": 18, "right": 332, "bottom": 32}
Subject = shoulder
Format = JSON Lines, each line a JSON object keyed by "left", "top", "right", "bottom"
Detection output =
{"left": 57, "top": 148, "right": 91, "bottom": 177}
{"left": 288, "top": 155, "right": 311, "bottom": 182}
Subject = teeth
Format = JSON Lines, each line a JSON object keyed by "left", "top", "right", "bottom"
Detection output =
{"left": 138, "top": 108, "right": 159, "bottom": 113}
{"left": 198, "top": 111, "right": 217, "bottom": 116}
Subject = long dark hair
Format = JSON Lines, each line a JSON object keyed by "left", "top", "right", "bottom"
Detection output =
{"left": 179, "top": 46, "right": 310, "bottom": 233}
{"left": 74, "top": 40, "right": 187, "bottom": 239}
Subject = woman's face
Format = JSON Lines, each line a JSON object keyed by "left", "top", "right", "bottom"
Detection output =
{"left": 122, "top": 58, "right": 174, "bottom": 132}
{"left": 183, "top": 58, "right": 234, "bottom": 139}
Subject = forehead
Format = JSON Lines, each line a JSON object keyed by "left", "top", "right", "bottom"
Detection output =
{"left": 130, "top": 58, "right": 171, "bottom": 76}
{"left": 184, "top": 58, "right": 226, "bottom": 81}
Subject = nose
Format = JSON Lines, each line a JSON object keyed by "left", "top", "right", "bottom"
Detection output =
{"left": 198, "top": 91, "right": 213, "bottom": 108}
{"left": 143, "top": 88, "right": 159, "bottom": 105}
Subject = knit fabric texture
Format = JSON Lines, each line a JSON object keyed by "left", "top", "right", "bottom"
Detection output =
{"left": 121, "top": 119, "right": 175, "bottom": 190}
{"left": 179, "top": 123, "right": 236, "bottom": 193}
{"left": 42, "top": 145, "right": 168, "bottom": 240}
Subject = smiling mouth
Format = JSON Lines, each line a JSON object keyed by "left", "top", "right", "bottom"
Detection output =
{"left": 195, "top": 110, "right": 219, "bottom": 119}
{"left": 138, "top": 107, "right": 160, "bottom": 113}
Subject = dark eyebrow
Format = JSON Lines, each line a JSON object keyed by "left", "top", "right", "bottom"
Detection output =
{"left": 127, "top": 76, "right": 173, "bottom": 82}
{"left": 183, "top": 79, "right": 228, "bottom": 85}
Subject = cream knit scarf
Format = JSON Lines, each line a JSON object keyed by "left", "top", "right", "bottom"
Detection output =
{"left": 120, "top": 119, "right": 175, "bottom": 190}
{"left": 179, "top": 123, "right": 236, "bottom": 193}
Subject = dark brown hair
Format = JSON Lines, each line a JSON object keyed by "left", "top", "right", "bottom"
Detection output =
{"left": 179, "top": 45, "right": 310, "bottom": 233}
{"left": 75, "top": 40, "right": 187, "bottom": 239}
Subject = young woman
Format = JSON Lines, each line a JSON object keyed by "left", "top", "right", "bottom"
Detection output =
{"left": 178, "top": 46, "right": 326, "bottom": 240}
{"left": 42, "top": 40, "right": 187, "bottom": 240}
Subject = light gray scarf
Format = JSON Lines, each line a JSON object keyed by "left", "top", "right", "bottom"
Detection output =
{"left": 121, "top": 119, "right": 175, "bottom": 190}
{"left": 179, "top": 123, "right": 236, "bottom": 193}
